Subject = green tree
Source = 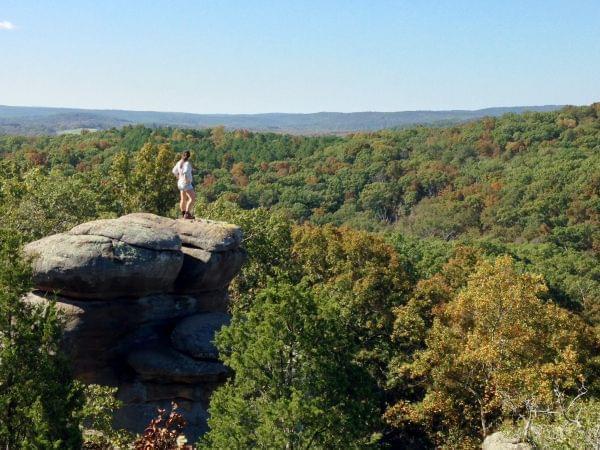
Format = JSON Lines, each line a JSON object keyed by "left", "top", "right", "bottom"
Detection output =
{"left": 201, "top": 282, "right": 380, "bottom": 449}
{"left": 291, "top": 224, "right": 412, "bottom": 386}
{"left": 110, "top": 143, "right": 177, "bottom": 216}
{"left": 0, "top": 167, "right": 111, "bottom": 241}
{"left": 0, "top": 230, "right": 84, "bottom": 449}
{"left": 359, "top": 181, "right": 397, "bottom": 222}
{"left": 79, "top": 384, "right": 134, "bottom": 449}
{"left": 108, "top": 151, "right": 134, "bottom": 214}
{"left": 199, "top": 198, "right": 296, "bottom": 307}
{"left": 131, "top": 142, "right": 177, "bottom": 215}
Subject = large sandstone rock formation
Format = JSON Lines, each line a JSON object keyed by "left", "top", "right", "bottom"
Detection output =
{"left": 24, "top": 213, "right": 246, "bottom": 441}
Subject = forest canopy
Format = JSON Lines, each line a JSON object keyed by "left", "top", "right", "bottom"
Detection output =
{"left": 0, "top": 104, "right": 598, "bottom": 448}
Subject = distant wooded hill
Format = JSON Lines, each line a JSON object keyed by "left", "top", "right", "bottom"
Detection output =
{"left": 0, "top": 104, "right": 563, "bottom": 135}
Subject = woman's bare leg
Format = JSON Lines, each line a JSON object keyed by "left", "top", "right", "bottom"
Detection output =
{"left": 185, "top": 190, "right": 196, "bottom": 217}
{"left": 179, "top": 191, "right": 186, "bottom": 215}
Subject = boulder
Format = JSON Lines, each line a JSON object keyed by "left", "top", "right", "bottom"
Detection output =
{"left": 121, "top": 213, "right": 242, "bottom": 251}
{"left": 24, "top": 291, "right": 228, "bottom": 384}
{"left": 174, "top": 247, "right": 246, "bottom": 293}
{"left": 24, "top": 220, "right": 183, "bottom": 299}
{"left": 171, "top": 312, "right": 230, "bottom": 360}
{"left": 70, "top": 218, "right": 181, "bottom": 251}
{"left": 127, "top": 345, "right": 229, "bottom": 384}
{"left": 482, "top": 432, "right": 532, "bottom": 450}
{"left": 22, "top": 213, "right": 244, "bottom": 442}
{"left": 171, "top": 219, "right": 242, "bottom": 251}
{"left": 116, "top": 213, "right": 175, "bottom": 229}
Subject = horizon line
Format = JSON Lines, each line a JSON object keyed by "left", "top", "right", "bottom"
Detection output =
{"left": 0, "top": 103, "right": 570, "bottom": 116}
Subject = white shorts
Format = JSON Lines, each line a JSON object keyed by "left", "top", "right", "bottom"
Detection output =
{"left": 177, "top": 180, "right": 194, "bottom": 192}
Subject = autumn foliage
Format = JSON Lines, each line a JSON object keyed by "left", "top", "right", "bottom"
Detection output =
{"left": 386, "top": 256, "right": 590, "bottom": 447}
{"left": 133, "top": 403, "right": 188, "bottom": 450}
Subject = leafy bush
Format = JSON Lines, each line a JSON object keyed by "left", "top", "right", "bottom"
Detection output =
{"left": 0, "top": 229, "right": 84, "bottom": 448}
{"left": 80, "top": 384, "right": 134, "bottom": 449}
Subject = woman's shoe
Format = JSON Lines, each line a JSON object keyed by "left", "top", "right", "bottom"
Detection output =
{"left": 184, "top": 212, "right": 195, "bottom": 220}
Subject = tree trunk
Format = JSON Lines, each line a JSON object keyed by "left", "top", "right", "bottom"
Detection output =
{"left": 480, "top": 405, "right": 488, "bottom": 438}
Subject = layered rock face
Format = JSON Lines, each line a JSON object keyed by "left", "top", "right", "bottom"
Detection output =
{"left": 23, "top": 213, "right": 245, "bottom": 441}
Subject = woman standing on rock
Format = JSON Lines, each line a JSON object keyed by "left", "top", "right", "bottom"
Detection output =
{"left": 172, "top": 151, "right": 196, "bottom": 219}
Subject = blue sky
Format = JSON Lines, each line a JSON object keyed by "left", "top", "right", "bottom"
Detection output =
{"left": 1, "top": 0, "right": 599, "bottom": 113}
